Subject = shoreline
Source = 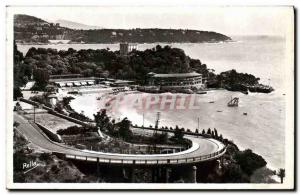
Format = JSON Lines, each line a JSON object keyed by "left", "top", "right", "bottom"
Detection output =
{"left": 67, "top": 89, "right": 283, "bottom": 173}
{"left": 16, "top": 40, "right": 234, "bottom": 46}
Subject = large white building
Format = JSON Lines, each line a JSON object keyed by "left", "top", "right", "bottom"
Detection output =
{"left": 147, "top": 72, "right": 204, "bottom": 90}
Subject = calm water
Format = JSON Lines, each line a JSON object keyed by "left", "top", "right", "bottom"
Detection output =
{"left": 18, "top": 36, "right": 289, "bottom": 169}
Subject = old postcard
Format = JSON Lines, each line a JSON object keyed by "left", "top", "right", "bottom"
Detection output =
{"left": 6, "top": 5, "right": 294, "bottom": 190}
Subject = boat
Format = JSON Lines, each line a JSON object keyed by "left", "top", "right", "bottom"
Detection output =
{"left": 227, "top": 97, "right": 239, "bottom": 107}
{"left": 209, "top": 101, "right": 215, "bottom": 103}
{"left": 243, "top": 112, "right": 247, "bottom": 115}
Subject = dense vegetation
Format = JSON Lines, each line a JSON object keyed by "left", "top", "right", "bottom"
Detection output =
{"left": 234, "top": 149, "right": 267, "bottom": 176}
{"left": 14, "top": 14, "right": 68, "bottom": 42}
{"left": 94, "top": 110, "right": 134, "bottom": 141}
{"left": 15, "top": 43, "right": 267, "bottom": 92}
{"left": 22, "top": 45, "right": 204, "bottom": 82}
{"left": 71, "top": 28, "right": 231, "bottom": 43}
{"left": 93, "top": 109, "right": 188, "bottom": 148}
{"left": 220, "top": 146, "right": 270, "bottom": 183}
{"left": 14, "top": 14, "right": 231, "bottom": 43}
{"left": 57, "top": 126, "right": 97, "bottom": 136}
{"left": 13, "top": 42, "right": 26, "bottom": 100}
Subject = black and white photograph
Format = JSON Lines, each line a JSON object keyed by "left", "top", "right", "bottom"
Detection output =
{"left": 6, "top": 5, "right": 294, "bottom": 190}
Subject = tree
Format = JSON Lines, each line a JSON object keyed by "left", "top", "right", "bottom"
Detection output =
{"left": 118, "top": 117, "right": 132, "bottom": 140}
{"left": 234, "top": 149, "right": 267, "bottom": 176}
{"left": 22, "top": 76, "right": 29, "bottom": 85}
{"left": 153, "top": 132, "right": 168, "bottom": 144}
{"left": 202, "top": 129, "right": 205, "bottom": 135}
{"left": 219, "top": 134, "right": 223, "bottom": 141}
{"left": 207, "top": 128, "right": 211, "bottom": 134}
{"left": 174, "top": 126, "right": 184, "bottom": 140}
{"left": 214, "top": 128, "right": 218, "bottom": 137}
{"left": 195, "top": 129, "right": 199, "bottom": 134}
{"left": 94, "top": 109, "right": 110, "bottom": 131}
{"left": 62, "top": 96, "right": 74, "bottom": 106}
{"left": 82, "top": 68, "right": 94, "bottom": 77}
{"left": 54, "top": 103, "right": 64, "bottom": 113}
{"left": 32, "top": 68, "right": 49, "bottom": 90}
{"left": 277, "top": 168, "right": 285, "bottom": 184}
{"left": 211, "top": 131, "right": 215, "bottom": 138}
{"left": 13, "top": 87, "right": 23, "bottom": 101}
{"left": 222, "top": 163, "right": 249, "bottom": 183}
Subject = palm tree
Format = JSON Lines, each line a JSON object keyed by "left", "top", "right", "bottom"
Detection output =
{"left": 277, "top": 168, "right": 285, "bottom": 183}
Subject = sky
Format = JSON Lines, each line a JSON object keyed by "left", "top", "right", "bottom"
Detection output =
{"left": 8, "top": 6, "right": 293, "bottom": 36}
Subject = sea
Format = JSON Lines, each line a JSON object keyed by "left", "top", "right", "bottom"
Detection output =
{"left": 17, "top": 36, "right": 291, "bottom": 170}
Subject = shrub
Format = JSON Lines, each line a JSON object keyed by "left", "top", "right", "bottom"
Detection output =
{"left": 57, "top": 126, "right": 97, "bottom": 135}
{"left": 234, "top": 149, "right": 267, "bottom": 176}
{"left": 13, "top": 87, "right": 23, "bottom": 101}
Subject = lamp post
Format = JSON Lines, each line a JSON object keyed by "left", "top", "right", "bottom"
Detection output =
{"left": 33, "top": 104, "right": 41, "bottom": 123}
{"left": 33, "top": 105, "right": 36, "bottom": 123}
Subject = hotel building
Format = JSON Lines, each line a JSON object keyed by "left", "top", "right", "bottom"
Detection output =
{"left": 147, "top": 72, "right": 204, "bottom": 90}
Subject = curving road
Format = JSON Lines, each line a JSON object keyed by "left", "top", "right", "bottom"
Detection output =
{"left": 14, "top": 112, "right": 226, "bottom": 165}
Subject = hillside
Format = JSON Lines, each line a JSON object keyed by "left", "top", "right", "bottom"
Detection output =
{"left": 14, "top": 14, "right": 70, "bottom": 43}
{"left": 14, "top": 14, "right": 231, "bottom": 44}
{"left": 55, "top": 19, "right": 103, "bottom": 30}
{"left": 14, "top": 14, "right": 48, "bottom": 25}
{"left": 74, "top": 28, "right": 231, "bottom": 43}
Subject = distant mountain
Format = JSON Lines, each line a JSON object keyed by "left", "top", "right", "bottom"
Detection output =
{"left": 55, "top": 19, "right": 103, "bottom": 30}
{"left": 14, "top": 14, "right": 232, "bottom": 44}
{"left": 14, "top": 14, "right": 69, "bottom": 43}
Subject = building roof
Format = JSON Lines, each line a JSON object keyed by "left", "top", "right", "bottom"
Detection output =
{"left": 50, "top": 77, "right": 97, "bottom": 82}
{"left": 151, "top": 72, "right": 201, "bottom": 78}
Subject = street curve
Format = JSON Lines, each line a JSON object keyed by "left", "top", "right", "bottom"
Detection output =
{"left": 14, "top": 112, "right": 226, "bottom": 165}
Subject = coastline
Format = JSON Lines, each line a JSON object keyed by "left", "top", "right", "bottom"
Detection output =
{"left": 67, "top": 88, "right": 284, "bottom": 171}
{"left": 64, "top": 89, "right": 279, "bottom": 183}
{"left": 16, "top": 40, "right": 234, "bottom": 46}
